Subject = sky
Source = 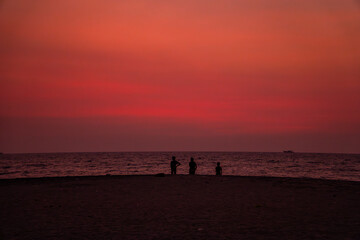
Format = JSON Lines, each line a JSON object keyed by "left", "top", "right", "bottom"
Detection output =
{"left": 0, "top": 0, "right": 359, "bottom": 153}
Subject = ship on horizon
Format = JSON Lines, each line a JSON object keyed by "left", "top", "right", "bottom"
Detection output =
{"left": 283, "top": 150, "right": 294, "bottom": 153}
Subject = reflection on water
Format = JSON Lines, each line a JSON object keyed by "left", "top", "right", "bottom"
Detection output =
{"left": 0, "top": 152, "right": 359, "bottom": 181}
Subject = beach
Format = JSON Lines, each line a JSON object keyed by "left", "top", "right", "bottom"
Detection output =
{"left": 1, "top": 175, "right": 359, "bottom": 239}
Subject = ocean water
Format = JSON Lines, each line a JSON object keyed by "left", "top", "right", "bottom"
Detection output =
{"left": 0, "top": 152, "right": 359, "bottom": 181}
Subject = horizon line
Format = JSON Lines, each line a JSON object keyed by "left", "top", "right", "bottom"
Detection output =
{"left": 1, "top": 150, "right": 359, "bottom": 155}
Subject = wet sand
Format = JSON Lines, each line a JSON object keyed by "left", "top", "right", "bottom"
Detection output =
{"left": 1, "top": 175, "right": 360, "bottom": 239}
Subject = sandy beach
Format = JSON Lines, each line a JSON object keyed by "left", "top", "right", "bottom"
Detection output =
{"left": 1, "top": 175, "right": 359, "bottom": 239}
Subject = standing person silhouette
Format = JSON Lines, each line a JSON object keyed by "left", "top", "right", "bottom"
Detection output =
{"left": 189, "top": 157, "right": 197, "bottom": 175}
{"left": 170, "top": 156, "right": 181, "bottom": 175}
{"left": 216, "top": 162, "right": 222, "bottom": 176}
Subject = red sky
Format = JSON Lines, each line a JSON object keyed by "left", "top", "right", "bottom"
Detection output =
{"left": 1, "top": 0, "right": 359, "bottom": 153}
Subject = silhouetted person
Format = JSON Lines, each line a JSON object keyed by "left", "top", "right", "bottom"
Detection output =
{"left": 216, "top": 162, "right": 222, "bottom": 176}
{"left": 189, "top": 157, "right": 197, "bottom": 175}
{"left": 170, "top": 156, "right": 181, "bottom": 175}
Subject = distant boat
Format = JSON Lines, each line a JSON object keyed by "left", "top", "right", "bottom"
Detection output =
{"left": 283, "top": 150, "right": 294, "bottom": 153}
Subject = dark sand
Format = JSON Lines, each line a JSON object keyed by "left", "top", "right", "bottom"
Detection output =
{"left": 1, "top": 175, "right": 360, "bottom": 240}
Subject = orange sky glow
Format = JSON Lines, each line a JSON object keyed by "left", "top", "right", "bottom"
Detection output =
{"left": 1, "top": 0, "right": 359, "bottom": 153}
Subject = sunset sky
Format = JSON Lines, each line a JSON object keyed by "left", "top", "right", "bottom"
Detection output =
{"left": 0, "top": 0, "right": 359, "bottom": 153}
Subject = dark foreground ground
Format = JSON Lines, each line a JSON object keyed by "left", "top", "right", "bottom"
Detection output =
{"left": 1, "top": 175, "right": 360, "bottom": 240}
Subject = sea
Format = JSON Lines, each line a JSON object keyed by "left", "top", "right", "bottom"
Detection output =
{"left": 0, "top": 152, "right": 359, "bottom": 181}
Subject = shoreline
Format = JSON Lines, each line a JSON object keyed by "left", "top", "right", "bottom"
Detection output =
{"left": 2, "top": 151, "right": 360, "bottom": 155}
{"left": 1, "top": 174, "right": 360, "bottom": 184}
